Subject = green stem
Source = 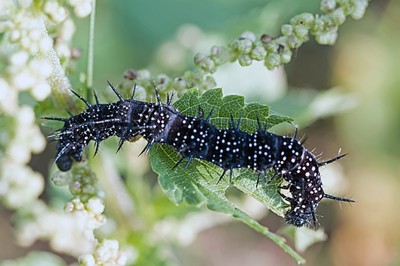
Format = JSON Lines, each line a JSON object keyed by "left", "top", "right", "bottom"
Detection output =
{"left": 87, "top": 0, "right": 96, "bottom": 90}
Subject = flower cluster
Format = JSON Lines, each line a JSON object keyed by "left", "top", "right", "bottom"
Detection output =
{"left": 194, "top": 0, "right": 370, "bottom": 71}
{"left": 1, "top": 4, "right": 56, "bottom": 110}
{"left": 0, "top": 0, "right": 73, "bottom": 217}
{"left": 0, "top": 0, "right": 90, "bottom": 205}
{"left": 52, "top": 163, "right": 101, "bottom": 202}
{"left": 0, "top": 158, "right": 44, "bottom": 209}
{"left": 0, "top": 9, "right": 55, "bottom": 112}
{"left": 0, "top": 107, "right": 45, "bottom": 209}
{"left": 121, "top": 68, "right": 217, "bottom": 99}
{"left": 69, "top": 0, "right": 94, "bottom": 18}
{"left": 79, "top": 239, "right": 127, "bottom": 266}
{"left": 65, "top": 197, "right": 107, "bottom": 242}
{"left": 17, "top": 197, "right": 108, "bottom": 257}
{"left": 0, "top": 0, "right": 84, "bottom": 114}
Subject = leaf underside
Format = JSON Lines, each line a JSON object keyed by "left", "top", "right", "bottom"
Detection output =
{"left": 150, "top": 88, "right": 304, "bottom": 264}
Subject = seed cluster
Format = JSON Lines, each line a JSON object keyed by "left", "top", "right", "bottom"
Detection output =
{"left": 51, "top": 84, "right": 353, "bottom": 227}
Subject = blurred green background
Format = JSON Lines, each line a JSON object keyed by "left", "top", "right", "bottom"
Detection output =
{"left": 2, "top": 0, "right": 400, "bottom": 265}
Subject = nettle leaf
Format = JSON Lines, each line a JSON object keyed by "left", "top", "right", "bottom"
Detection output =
{"left": 150, "top": 88, "right": 304, "bottom": 263}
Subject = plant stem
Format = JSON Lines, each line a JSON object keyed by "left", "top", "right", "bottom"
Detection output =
{"left": 87, "top": 0, "right": 96, "bottom": 90}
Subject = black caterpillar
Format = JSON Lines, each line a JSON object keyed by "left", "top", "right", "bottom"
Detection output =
{"left": 46, "top": 83, "right": 354, "bottom": 227}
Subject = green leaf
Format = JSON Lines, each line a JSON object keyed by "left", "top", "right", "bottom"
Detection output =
{"left": 150, "top": 88, "right": 304, "bottom": 263}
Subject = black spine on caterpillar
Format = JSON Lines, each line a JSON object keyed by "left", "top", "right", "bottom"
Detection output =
{"left": 48, "top": 83, "right": 354, "bottom": 227}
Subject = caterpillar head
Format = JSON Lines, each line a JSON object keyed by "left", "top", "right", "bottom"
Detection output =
{"left": 53, "top": 100, "right": 135, "bottom": 171}
{"left": 285, "top": 201, "right": 317, "bottom": 227}
{"left": 55, "top": 118, "right": 87, "bottom": 171}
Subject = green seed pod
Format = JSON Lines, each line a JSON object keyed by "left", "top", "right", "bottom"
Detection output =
{"left": 265, "top": 53, "right": 281, "bottom": 69}
{"left": 250, "top": 43, "right": 267, "bottom": 61}
{"left": 210, "top": 45, "right": 229, "bottom": 66}
{"left": 290, "top": 13, "right": 314, "bottom": 27}
{"left": 315, "top": 28, "right": 338, "bottom": 45}
{"left": 240, "top": 31, "right": 257, "bottom": 42}
{"left": 351, "top": 0, "right": 369, "bottom": 20}
{"left": 281, "top": 24, "right": 294, "bottom": 36}
{"left": 238, "top": 54, "right": 252, "bottom": 66}
{"left": 294, "top": 25, "right": 309, "bottom": 39}
{"left": 287, "top": 35, "right": 303, "bottom": 49}
{"left": 194, "top": 53, "right": 216, "bottom": 73}
{"left": 280, "top": 49, "right": 293, "bottom": 64}
{"left": 331, "top": 7, "right": 346, "bottom": 25}
{"left": 321, "top": 0, "right": 337, "bottom": 12}
{"left": 237, "top": 38, "right": 253, "bottom": 54}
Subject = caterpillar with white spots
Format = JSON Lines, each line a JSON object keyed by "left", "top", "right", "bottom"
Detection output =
{"left": 46, "top": 83, "right": 354, "bottom": 227}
